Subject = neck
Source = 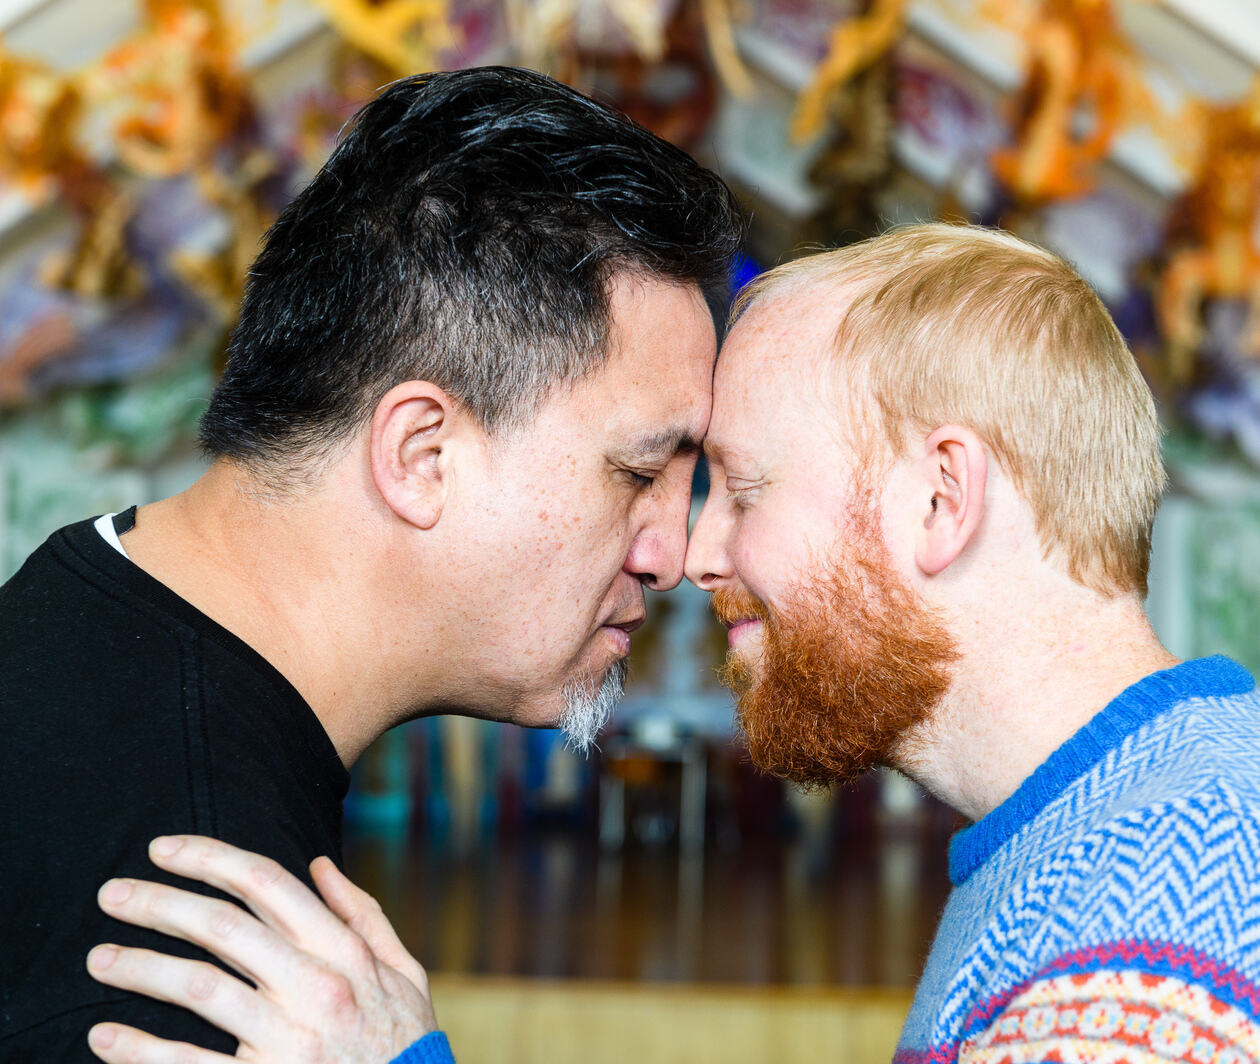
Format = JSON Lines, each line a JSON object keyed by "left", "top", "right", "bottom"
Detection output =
{"left": 121, "top": 460, "right": 426, "bottom": 766}
{"left": 897, "top": 581, "right": 1178, "bottom": 823}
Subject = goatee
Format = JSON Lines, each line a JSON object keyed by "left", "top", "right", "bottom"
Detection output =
{"left": 559, "top": 657, "right": 628, "bottom": 753}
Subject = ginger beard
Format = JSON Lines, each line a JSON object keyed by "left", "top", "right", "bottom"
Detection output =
{"left": 715, "top": 488, "right": 958, "bottom": 788}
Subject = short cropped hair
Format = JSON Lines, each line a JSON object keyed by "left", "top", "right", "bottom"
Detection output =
{"left": 199, "top": 66, "right": 743, "bottom": 474}
{"left": 736, "top": 224, "right": 1166, "bottom": 597}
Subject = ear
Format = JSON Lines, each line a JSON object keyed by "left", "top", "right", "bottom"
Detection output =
{"left": 369, "top": 381, "right": 460, "bottom": 530}
{"left": 915, "top": 424, "right": 988, "bottom": 576}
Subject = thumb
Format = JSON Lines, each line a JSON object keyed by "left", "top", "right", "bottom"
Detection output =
{"left": 309, "top": 857, "right": 429, "bottom": 990}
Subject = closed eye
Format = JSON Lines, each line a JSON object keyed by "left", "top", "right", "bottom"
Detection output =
{"left": 726, "top": 480, "right": 763, "bottom": 508}
{"left": 625, "top": 469, "right": 657, "bottom": 489}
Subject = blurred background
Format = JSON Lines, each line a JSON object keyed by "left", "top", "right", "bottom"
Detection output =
{"left": 3, "top": 0, "right": 1259, "bottom": 1060}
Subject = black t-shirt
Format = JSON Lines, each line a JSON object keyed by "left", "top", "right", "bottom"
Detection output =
{"left": 0, "top": 511, "right": 350, "bottom": 1061}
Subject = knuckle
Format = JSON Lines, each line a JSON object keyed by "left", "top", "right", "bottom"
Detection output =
{"left": 188, "top": 836, "right": 224, "bottom": 870}
{"left": 173, "top": 1045, "right": 203, "bottom": 1064}
{"left": 108, "top": 1031, "right": 144, "bottom": 1064}
{"left": 137, "top": 886, "right": 168, "bottom": 922}
{"left": 108, "top": 1028, "right": 156, "bottom": 1064}
{"left": 291, "top": 1029, "right": 325, "bottom": 1059}
{"left": 345, "top": 936, "right": 376, "bottom": 973}
{"left": 314, "top": 969, "right": 357, "bottom": 1014}
{"left": 247, "top": 856, "right": 286, "bottom": 891}
{"left": 206, "top": 901, "right": 240, "bottom": 940}
{"left": 186, "top": 963, "right": 220, "bottom": 1002}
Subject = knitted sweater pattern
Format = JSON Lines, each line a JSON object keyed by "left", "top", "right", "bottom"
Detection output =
{"left": 895, "top": 656, "right": 1260, "bottom": 1064}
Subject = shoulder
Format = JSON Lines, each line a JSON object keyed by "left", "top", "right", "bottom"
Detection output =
{"left": 935, "top": 782, "right": 1260, "bottom": 1063}
{"left": 1072, "top": 776, "right": 1260, "bottom": 921}
{"left": 965, "top": 776, "right": 1260, "bottom": 1012}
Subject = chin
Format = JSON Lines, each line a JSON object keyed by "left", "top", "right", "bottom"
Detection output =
{"left": 729, "top": 643, "right": 765, "bottom": 678}
{"left": 516, "top": 702, "right": 569, "bottom": 729}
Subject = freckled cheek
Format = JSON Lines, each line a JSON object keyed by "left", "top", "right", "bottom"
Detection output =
{"left": 518, "top": 493, "right": 597, "bottom": 554}
{"left": 509, "top": 484, "right": 636, "bottom": 586}
{"left": 528, "top": 513, "right": 630, "bottom": 607}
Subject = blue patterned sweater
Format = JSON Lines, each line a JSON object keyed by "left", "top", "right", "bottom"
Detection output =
{"left": 895, "top": 655, "right": 1260, "bottom": 1064}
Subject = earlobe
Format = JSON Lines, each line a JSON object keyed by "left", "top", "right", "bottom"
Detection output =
{"left": 916, "top": 425, "right": 988, "bottom": 577}
{"left": 369, "top": 382, "right": 455, "bottom": 531}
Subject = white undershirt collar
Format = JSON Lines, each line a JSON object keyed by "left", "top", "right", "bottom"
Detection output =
{"left": 94, "top": 512, "right": 131, "bottom": 559}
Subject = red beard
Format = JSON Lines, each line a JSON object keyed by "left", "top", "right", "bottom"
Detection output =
{"left": 713, "top": 495, "right": 957, "bottom": 789}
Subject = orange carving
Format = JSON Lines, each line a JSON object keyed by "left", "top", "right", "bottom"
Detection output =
{"left": 991, "top": 0, "right": 1132, "bottom": 205}
{"left": 0, "top": 48, "right": 141, "bottom": 298}
{"left": 310, "top": 0, "right": 456, "bottom": 77}
{"left": 1157, "top": 84, "right": 1260, "bottom": 382}
{"left": 791, "top": 0, "right": 907, "bottom": 143}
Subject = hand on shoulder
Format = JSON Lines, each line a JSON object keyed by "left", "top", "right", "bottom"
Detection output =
{"left": 86, "top": 835, "right": 439, "bottom": 1064}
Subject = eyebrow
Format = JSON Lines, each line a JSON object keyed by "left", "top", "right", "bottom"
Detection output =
{"left": 702, "top": 437, "right": 747, "bottom": 466}
{"left": 623, "top": 427, "right": 703, "bottom": 463}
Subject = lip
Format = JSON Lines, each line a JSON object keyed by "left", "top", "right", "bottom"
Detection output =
{"left": 605, "top": 615, "right": 646, "bottom": 635}
{"left": 725, "top": 618, "right": 762, "bottom": 648}
{"left": 599, "top": 614, "right": 645, "bottom": 657}
{"left": 600, "top": 624, "right": 633, "bottom": 656}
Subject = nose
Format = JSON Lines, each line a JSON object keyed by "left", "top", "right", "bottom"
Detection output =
{"left": 623, "top": 473, "right": 695, "bottom": 592}
{"left": 683, "top": 487, "right": 731, "bottom": 591}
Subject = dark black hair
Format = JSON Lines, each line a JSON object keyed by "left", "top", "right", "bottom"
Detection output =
{"left": 198, "top": 66, "right": 744, "bottom": 472}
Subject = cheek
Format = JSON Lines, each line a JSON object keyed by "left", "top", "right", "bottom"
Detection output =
{"left": 516, "top": 491, "right": 604, "bottom": 559}
{"left": 729, "top": 517, "right": 795, "bottom": 605}
{"left": 527, "top": 499, "right": 635, "bottom": 602}
{"left": 730, "top": 519, "right": 776, "bottom": 595}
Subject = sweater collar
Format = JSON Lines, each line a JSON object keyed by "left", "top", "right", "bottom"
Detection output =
{"left": 947, "top": 656, "right": 1255, "bottom": 886}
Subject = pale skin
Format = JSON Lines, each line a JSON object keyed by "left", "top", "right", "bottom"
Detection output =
{"left": 86, "top": 277, "right": 1178, "bottom": 1061}
{"left": 685, "top": 282, "right": 1179, "bottom": 820}
{"left": 88, "top": 836, "right": 434, "bottom": 1063}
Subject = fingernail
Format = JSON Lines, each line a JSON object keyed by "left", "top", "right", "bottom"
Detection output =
{"left": 151, "top": 835, "right": 183, "bottom": 857}
{"left": 100, "top": 879, "right": 132, "bottom": 905}
{"left": 88, "top": 945, "right": 118, "bottom": 972}
{"left": 89, "top": 1024, "right": 117, "bottom": 1049}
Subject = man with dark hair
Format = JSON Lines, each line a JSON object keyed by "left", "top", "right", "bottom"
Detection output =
{"left": 0, "top": 65, "right": 742, "bottom": 1062}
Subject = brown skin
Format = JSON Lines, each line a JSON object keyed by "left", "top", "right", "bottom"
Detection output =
{"left": 122, "top": 272, "right": 716, "bottom": 766}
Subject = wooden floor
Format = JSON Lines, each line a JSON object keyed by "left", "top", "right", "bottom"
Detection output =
{"left": 428, "top": 975, "right": 915, "bottom": 1064}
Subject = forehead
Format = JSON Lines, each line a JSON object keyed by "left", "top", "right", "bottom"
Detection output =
{"left": 549, "top": 274, "right": 717, "bottom": 446}
{"left": 706, "top": 285, "right": 855, "bottom": 467}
